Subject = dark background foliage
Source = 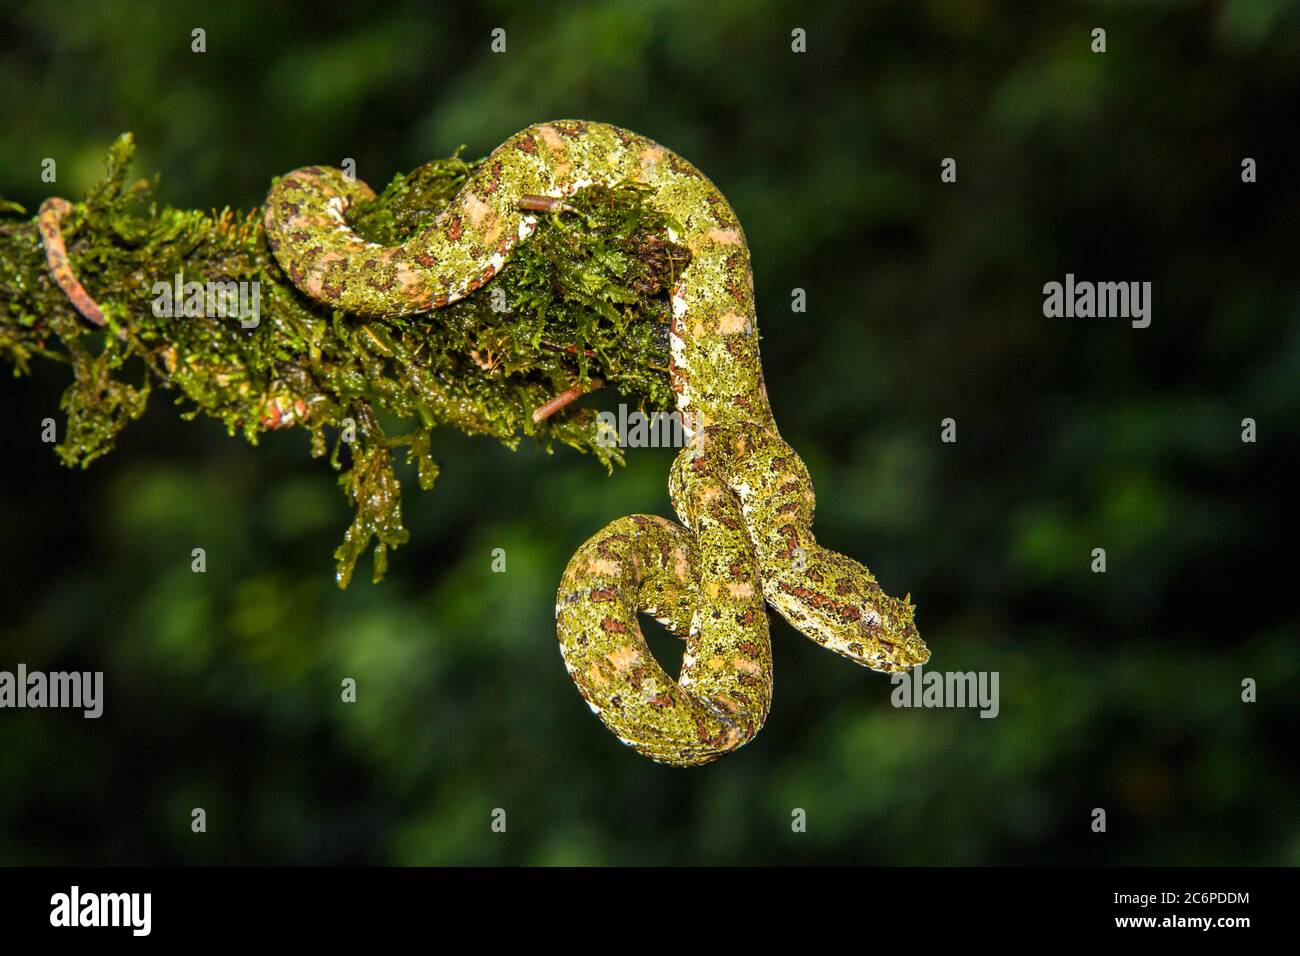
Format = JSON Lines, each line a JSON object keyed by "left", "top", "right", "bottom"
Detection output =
{"left": 0, "top": 0, "right": 1296, "bottom": 864}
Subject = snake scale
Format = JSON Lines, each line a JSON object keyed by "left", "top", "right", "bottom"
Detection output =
{"left": 43, "top": 120, "right": 927, "bottom": 767}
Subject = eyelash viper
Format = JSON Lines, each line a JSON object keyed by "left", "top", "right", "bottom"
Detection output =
{"left": 264, "top": 120, "right": 930, "bottom": 766}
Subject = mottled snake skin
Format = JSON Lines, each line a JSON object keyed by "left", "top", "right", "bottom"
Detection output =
{"left": 264, "top": 121, "right": 929, "bottom": 766}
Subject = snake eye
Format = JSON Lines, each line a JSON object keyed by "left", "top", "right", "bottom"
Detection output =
{"left": 861, "top": 607, "right": 882, "bottom": 631}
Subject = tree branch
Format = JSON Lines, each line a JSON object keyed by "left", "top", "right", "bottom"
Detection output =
{"left": 0, "top": 135, "right": 689, "bottom": 586}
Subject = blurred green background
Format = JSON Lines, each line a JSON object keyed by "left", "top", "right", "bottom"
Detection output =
{"left": 1, "top": 0, "right": 1297, "bottom": 865}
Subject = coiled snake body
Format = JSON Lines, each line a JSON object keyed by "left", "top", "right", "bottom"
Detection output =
{"left": 263, "top": 121, "right": 929, "bottom": 766}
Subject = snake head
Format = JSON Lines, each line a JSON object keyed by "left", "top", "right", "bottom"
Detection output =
{"left": 770, "top": 547, "right": 929, "bottom": 674}
{"left": 854, "top": 589, "right": 929, "bottom": 674}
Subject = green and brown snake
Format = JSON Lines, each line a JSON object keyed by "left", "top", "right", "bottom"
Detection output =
{"left": 47, "top": 120, "right": 930, "bottom": 766}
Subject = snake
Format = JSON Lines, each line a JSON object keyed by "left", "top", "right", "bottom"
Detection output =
{"left": 44, "top": 120, "right": 929, "bottom": 767}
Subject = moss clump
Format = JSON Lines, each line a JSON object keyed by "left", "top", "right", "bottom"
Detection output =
{"left": 0, "top": 136, "right": 689, "bottom": 586}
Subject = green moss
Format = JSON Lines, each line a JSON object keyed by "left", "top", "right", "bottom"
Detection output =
{"left": 0, "top": 136, "right": 689, "bottom": 587}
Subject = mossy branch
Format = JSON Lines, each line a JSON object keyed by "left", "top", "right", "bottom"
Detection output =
{"left": 0, "top": 135, "right": 689, "bottom": 586}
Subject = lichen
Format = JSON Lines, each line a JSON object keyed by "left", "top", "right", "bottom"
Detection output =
{"left": 0, "top": 135, "right": 689, "bottom": 586}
